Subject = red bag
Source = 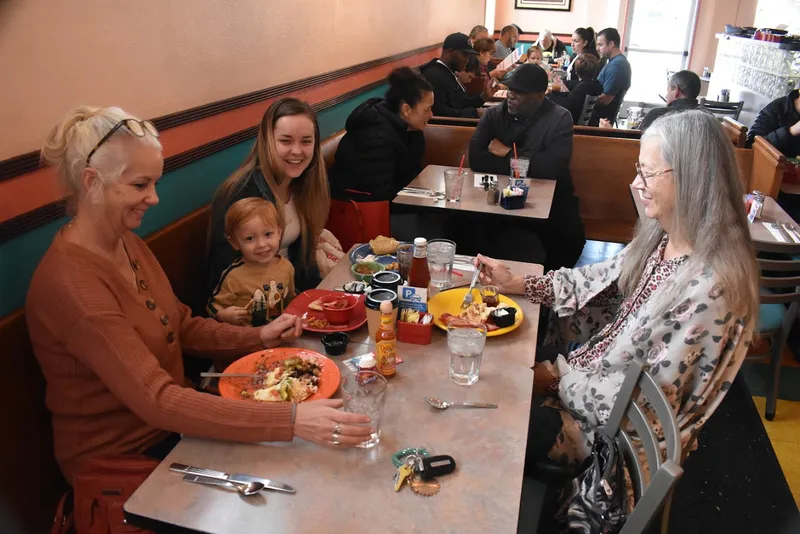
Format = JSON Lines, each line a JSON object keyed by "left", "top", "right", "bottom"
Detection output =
{"left": 52, "top": 455, "right": 159, "bottom": 534}
{"left": 327, "top": 198, "right": 391, "bottom": 252}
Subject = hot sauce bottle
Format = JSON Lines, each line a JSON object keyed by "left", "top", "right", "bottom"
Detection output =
{"left": 407, "top": 237, "right": 431, "bottom": 290}
{"left": 375, "top": 300, "right": 397, "bottom": 377}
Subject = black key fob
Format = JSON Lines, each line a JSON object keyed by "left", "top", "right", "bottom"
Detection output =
{"left": 418, "top": 455, "right": 456, "bottom": 480}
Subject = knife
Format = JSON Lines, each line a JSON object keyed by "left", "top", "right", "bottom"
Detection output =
{"left": 170, "top": 463, "right": 295, "bottom": 494}
{"left": 782, "top": 223, "right": 800, "bottom": 243}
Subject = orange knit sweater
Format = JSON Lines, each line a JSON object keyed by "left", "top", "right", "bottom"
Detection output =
{"left": 26, "top": 229, "right": 294, "bottom": 484}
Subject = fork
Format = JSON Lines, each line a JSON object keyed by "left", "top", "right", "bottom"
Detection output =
{"left": 461, "top": 263, "right": 484, "bottom": 309}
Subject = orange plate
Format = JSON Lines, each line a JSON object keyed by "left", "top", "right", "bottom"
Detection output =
{"left": 219, "top": 347, "right": 341, "bottom": 403}
{"left": 285, "top": 289, "right": 368, "bottom": 333}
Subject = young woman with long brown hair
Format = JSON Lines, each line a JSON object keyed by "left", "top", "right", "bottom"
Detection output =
{"left": 207, "top": 98, "right": 330, "bottom": 294}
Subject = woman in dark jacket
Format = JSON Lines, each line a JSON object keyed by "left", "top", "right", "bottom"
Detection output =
{"left": 565, "top": 27, "right": 599, "bottom": 91}
{"left": 549, "top": 54, "right": 604, "bottom": 125}
{"left": 329, "top": 67, "right": 433, "bottom": 201}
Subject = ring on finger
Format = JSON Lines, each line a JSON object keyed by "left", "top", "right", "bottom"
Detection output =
{"left": 332, "top": 435, "right": 341, "bottom": 446}
{"left": 333, "top": 422, "right": 342, "bottom": 437}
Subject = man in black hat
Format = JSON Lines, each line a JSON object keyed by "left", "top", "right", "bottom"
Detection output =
{"left": 469, "top": 64, "right": 585, "bottom": 270}
{"left": 420, "top": 32, "right": 497, "bottom": 118}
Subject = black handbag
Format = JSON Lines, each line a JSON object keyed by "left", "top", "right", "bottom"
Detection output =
{"left": 557, "top": 432, "right": 628, "bottom": 533}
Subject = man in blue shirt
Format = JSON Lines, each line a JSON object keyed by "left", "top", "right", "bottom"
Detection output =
{"left": 594, "top": 28, "right": 631, "bottom": 125}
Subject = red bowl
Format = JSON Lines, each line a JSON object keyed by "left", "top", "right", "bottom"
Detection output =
{"left": 319, "top": 294, "right": 358, "bottom": 325}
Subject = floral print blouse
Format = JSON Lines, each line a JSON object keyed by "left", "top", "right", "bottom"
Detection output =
{"left": 524, "top": 237, "right": 753, "bottom": 465}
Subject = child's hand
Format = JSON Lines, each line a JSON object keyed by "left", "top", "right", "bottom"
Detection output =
{"left": 260, "top": 314, "right": 303, "bottom": 348}
{"left": 216, "top": 306, "right": 249, "bottom": 326}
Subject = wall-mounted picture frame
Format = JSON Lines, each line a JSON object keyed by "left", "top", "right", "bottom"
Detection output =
{"left": 515, "top": 0, "right": 572, "bottom": 11}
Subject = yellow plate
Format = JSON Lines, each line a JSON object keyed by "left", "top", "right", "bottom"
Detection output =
{"left": 427, "top": 287, "right": 524, "bottom": 337}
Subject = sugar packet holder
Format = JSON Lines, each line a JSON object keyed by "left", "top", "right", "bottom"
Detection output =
{"left": 500, "top": 185, "right": 529, "bottom": 210}
{"left": 397, "top": 285, "right": 432, "bottom": 345}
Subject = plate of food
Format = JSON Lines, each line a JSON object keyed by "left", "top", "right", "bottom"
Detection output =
{"left": 349, "top": 235, "right": 403, "bottom": 272}
{"left": 284, "top": 289, "right": 368, "bottom": 333}
{"left": 219, "top": 347, "right": 340, "bottom": 403}
{"left": 427, "top": 287, "right": 524, "bottom": 337}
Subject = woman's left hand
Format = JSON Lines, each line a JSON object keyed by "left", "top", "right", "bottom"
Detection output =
{"left": 533, "top": 361, "right": 559, "bottom": 396}
{"left": 260, "top": 314, "right": 303, "bottom": 348}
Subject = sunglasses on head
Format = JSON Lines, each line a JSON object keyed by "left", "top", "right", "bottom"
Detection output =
{"left": 85, "top": 119, "right": 159, "bottom": 166}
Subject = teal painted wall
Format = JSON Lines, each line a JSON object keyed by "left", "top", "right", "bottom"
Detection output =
{"left": 0, "top": 84, "right": 387, "bottom": 318}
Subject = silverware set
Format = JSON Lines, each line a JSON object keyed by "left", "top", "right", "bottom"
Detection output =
{"left": 768, "top": 222, "right": 800, "bottom": 243}
{"left": 170, "top": 463, "right": 295, "bottom": 497}
{"left": 399, "top": 187, "right": 445, "bottom": 199}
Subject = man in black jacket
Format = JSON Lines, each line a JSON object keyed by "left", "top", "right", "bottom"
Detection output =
{"left": 469, "top": 64, "right": 585, "bottom": 270}
{"left": 747, "top": 89, "right": 800, "bottom": 157}
{"left": 420, "top": 32, "right": 495, "bottom": 118}
{"left": 636, "top": 70, "right": 700, "bottom": 131}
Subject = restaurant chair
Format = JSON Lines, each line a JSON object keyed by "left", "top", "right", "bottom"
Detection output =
{"left": 746, "top": 244, "right": 800, "bottom": 420}
{"left": 698, "top": 97, "right": 745, "bottom": 121}
{"left": 576, "top": 95, "right": 598, "bottom": 126}
{"left": 528, "top": 357, "right": 683, "bottom": 534}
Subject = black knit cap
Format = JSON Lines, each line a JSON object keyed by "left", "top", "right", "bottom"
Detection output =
{"left": 505, "top": 64, "right": 548, "bottom": 93}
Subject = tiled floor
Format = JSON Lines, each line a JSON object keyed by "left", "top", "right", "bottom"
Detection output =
{"left": 745, "top": 346, "right": 800, "bottom": 506}
{"left": 752, "top": 395, "right": 800, "bottom": 505}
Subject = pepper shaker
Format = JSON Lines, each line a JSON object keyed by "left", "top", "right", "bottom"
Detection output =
{"left": 487, "top": 182, "right": 499, "bottom": 205}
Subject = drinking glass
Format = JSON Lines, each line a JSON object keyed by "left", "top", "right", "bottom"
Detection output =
{"left": 510, "top": 157, "right": 530, "bottom": 180}
{"left": 396, "top": 244, "right": 414, "bottom": 282}
{"left": 427, "top": 241, "right": 456, "bottom": 289}
{"left": 447, "top": 322, "right": 488, "bottom": 385}
{"left": 341, "top": 371, "right": 387, "bottom": 448}
{"left": 444, "top": 169, "right": 466, "bottom": 202}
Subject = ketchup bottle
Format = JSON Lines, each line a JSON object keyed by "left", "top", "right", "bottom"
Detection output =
{"left": 407, "top": 237, "right": 431, "bottom": 289}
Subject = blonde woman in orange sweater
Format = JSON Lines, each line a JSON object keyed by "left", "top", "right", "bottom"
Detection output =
{"left": 26, "top": 106, "right": 372, "bottom": 484}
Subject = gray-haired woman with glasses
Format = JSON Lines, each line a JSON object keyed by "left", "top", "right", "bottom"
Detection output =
{"left": 25, "top": 106, "right": 372, "bottom": 485}
{"left": 477, "top": 110, "right": 759, "bottom": 473}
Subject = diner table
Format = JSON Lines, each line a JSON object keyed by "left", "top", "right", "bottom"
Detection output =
{"left": 629, "top": 184, "right": 800, "bottom": 252}
{"left": 394, "top": 164, "right": 556, "bottom": 220}
{"left": 124, "top": 251, "right": 543, "bottom": 534}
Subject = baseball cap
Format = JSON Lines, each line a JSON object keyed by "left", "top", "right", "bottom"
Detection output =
{"left": 505, "top": 64, "right": 548, "bottom": 93}
{"left": 443, "top": 32, "right": 478, "bottom": 54}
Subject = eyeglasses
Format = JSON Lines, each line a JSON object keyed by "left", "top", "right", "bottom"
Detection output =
{"left": 85, "top": 119, "right": 159, "bottom": 166}
{"left": 635, "top": 162, "right": 673, "bottom": 187}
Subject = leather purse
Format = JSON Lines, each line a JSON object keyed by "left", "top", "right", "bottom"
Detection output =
{"left": 52, "top": 455, "right": 159, "bottom": 534}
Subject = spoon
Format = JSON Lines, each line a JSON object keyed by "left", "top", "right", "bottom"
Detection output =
{"left": 426, "top": 397, "right": 498, "bottom": 410}
{"left": 183, "top": 474, "right": 264, "bottom": 496}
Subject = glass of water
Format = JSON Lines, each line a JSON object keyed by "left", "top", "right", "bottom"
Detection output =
{"left": 341, "top": 371, "right": 387, "bottom": 448}
{"left": 447, "top": 322, "right": 488, "bottom": 385}
{"left": 444, "top": 169, "right": 466, "bottom": 202}
{"left": 509, "top": 157, "right": 530, "bottom": 180}
{"left": 428, "top": 240, "right": 456, "bottom": 289}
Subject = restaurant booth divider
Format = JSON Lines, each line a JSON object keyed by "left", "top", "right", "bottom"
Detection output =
{"left": 0, "top": 121, "right": 787, "bottom": 532}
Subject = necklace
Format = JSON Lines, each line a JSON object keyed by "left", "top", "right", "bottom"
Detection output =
{"left": 68, "top": 219, "right": 138, "bottom": 289}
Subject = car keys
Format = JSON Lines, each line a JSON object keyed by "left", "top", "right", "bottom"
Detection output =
{"left": 415, "top": 455, "right": 457, "bottom": 481}
{"left": 394, "top": 454, "right": 418, "bottom": 491}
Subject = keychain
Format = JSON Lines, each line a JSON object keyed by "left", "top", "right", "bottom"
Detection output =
{"left": 392, "top": 450, "right": 456, "bottom": 497}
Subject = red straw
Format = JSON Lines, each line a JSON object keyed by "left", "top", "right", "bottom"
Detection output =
{"left": 458, "top": 154, "right": 465, "bottom": 176}
{"left": 513, "top": 143, "right": 519, "bottom": 178}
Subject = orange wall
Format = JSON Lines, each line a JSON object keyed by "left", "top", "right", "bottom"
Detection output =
{"left": 0, "top": 0, "right": 485, "bottom": 160}
{"left": 688, "top": 0, "right": 757, "bottom": 73}
{"left": 494, "top": 0, "right": 625, "bottom": 36}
